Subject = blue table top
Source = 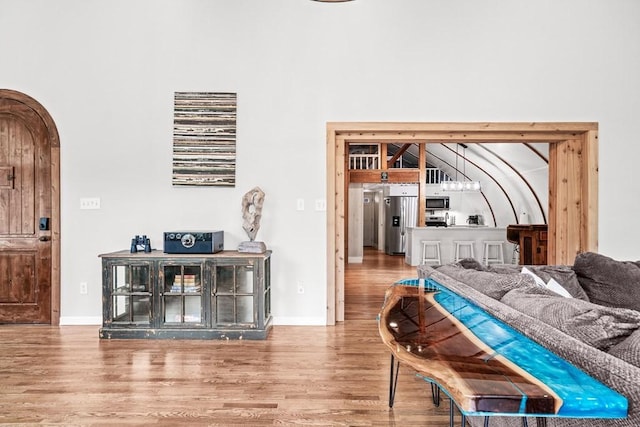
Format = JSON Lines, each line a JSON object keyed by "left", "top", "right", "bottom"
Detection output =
{"left": 384, "top": 278, "right": 628, "bottom": 418}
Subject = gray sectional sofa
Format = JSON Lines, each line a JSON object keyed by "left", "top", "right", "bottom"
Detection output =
{"left": 417, "top": 252, "right": 640, "bottom": 427}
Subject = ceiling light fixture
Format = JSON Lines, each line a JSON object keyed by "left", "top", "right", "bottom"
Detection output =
{"left": 441, "top": 144, "right": 482, "bottom": 192}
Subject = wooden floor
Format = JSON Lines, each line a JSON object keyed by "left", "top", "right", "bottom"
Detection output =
{"left": 345, "top": 248, "right": 417, "bottom": 321}
{"left": 0, "top": 248, "right": 462, "bottom": 426}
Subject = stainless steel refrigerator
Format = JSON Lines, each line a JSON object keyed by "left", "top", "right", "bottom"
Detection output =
{"left": 384, "top": 195, "right": 417, "bottom": 255}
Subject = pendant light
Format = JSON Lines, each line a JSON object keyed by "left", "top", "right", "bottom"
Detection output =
{"left": 441, "top": 144, "right": 481, "bottom": 192}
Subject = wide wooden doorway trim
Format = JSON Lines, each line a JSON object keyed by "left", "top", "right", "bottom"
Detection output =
{"left": 0, "top": 89, "right": 61, "bottom": 325}
{"left": 326, "top": 122, "right": 598, "bottom": 325}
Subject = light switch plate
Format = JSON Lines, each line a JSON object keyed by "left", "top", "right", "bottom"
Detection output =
{"left": 80, "top": 197, "right": 101, "bottom": 210}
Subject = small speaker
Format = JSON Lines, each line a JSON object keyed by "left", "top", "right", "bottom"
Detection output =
{"left": 163, "top": 231, "right": 224, "bottom": 254}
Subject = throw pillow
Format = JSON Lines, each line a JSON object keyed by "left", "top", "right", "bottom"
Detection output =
{"left": 526, "top": 265, "right": 590, "bottom": 300}
{"left": 486, "top": 264, "right": 589, "bottom": 300}
{"left": 521, "top": 267, "right": 573, "bottom": 298}
{"left": 501, "top": 286, "right": 640, "bottom": 351}
{"left": 573, "top": 252, "right": 640, "bottom": 311}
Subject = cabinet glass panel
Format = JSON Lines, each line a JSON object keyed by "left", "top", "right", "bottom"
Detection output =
{"left": 162, "top": 264, "right": 203, "bottom": 325}
{"left": 184, "top": 295, "right": 201, "bottom": 322}
{"left": 213, "top": 263, "right": 255, "bottom": 326}
{"left": 262, "top": 258, "right": 271, "bottom": 319}
{"left": 131, "top": 296, "right": 151, "bottom": 322}
{"left": 164, "top": 295, "right": 181, "bottom": 322}
{"left": 264, "top": 257, "right": 271, "bottom": 320}
{"left": 111, "top": 264, "right": 151, "bottom": 324}
{"left": 237, "top": 295, "right": 254, "bottom": 323}
{"left": 238, "top": 268, "right": 253, "bottom": 293}
{"left": 216, "top": 266, "right": 235, "bottom": 293}
{"left": 216, "top": 295, "right": 235, "bottom": 323}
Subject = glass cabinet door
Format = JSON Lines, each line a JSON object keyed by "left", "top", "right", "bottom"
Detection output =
{"left": 213, "top": 262, "right": 255, "bottom": 326}
{"left": 110, "top": 263, "right": 152, "bottom": 324}
{"left": 263, "top": 256, "right": 271, "bottom": 324}
{"left": 161, "top": 264, "right": 204, "bottom": 325}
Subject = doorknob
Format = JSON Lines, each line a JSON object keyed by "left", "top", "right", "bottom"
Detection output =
{"left": 7, "top": 174, "right": 14, "bottom": 180}
{"left": 39, "top": 236, "right": 50, "bottom": 242}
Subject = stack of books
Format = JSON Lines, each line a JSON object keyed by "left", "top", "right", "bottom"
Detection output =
{"left": 170, "top": 274, "right": 200, "bottom": 292}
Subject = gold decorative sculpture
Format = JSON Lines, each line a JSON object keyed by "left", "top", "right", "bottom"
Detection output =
{"left": 238, "top": 186, "right": 266, "bottom": 253}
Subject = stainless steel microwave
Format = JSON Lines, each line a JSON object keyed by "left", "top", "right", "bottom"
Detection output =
{"left": 425, "top": 196, "right": 450, "bottom": 210}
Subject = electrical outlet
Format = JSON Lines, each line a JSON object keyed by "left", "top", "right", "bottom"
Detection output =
{"left": 80, "top": 282, "right": 88, "bottom": 294}
{"left": 297, "top": 281, "right": 304, "bottom": 294}
{"left": 80, "top": 197, "right": 101, "bottom": 210}
{"left": 314, "top": 199, "right": 326, "bottom": 211}
{"left": 296, "top": 198, "right": 305, "bottom": 211}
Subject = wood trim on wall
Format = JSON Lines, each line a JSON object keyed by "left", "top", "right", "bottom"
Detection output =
{"left": 327, "top": 122, "right": 599, "bottom": 325}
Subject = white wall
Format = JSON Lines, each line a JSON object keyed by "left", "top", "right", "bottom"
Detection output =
{"left": 1, "top": 0, "right": 639, "bottom": 324}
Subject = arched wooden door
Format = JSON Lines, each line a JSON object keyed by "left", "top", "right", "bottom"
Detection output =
{"left": 0, "top": 90, "right": 60, "bottom": 324}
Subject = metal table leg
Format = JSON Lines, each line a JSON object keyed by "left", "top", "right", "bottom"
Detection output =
{"left": 449, "top": 398, "right": 455, "bottom": 427}
{"left": 388, "top": 354, "right": 400, "bottom": 408}
{"left": 431, "top": 382, "right": 440, "bottom": 407}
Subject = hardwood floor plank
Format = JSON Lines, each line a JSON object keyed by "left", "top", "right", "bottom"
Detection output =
{"left": 0, "top": 249, "right": 466, "bottom": 426}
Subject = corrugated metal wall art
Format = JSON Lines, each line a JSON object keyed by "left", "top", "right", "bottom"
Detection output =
{"left": 173, "top": 92, "right": 237, "bottom": 186}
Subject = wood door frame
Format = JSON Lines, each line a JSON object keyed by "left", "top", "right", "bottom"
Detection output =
{"left": 326, "top": 122, "right": 598, "bottom": 325}
{"left": 0, "top": 89, "right": 61, "bottom": 325}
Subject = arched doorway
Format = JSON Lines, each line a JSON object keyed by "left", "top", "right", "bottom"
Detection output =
{"left": 326, "top": 122, "right": 598, "bottom": 324}
{"left": 0, "top": 89, "right": 61, "bottom": 325}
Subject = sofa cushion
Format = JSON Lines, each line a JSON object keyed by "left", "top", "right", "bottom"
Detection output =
{"left": 608, "top": 328, "right": 640, "bottom": 368}
{"left": 435, "top": 264, "right": 536, "bottom": 300}
{"left": 573, "top": 252, "right": 640, "bottom": 311}
{"left": 501, "top": 286, "right": 640, "bottom": 351}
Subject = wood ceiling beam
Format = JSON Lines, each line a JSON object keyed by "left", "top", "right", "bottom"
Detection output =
{"left": 386, "top": 143, "right": 412, "bottom": 168}
{"left": 329, "top": 122, "right": 597, "bottom": 133}
{"left": 338, "top": 132, "right": 584, "bottom": 143}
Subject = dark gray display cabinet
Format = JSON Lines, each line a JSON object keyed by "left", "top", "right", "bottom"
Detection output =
{"left": 99, "top": 250, "right": 272, "bottom": 339}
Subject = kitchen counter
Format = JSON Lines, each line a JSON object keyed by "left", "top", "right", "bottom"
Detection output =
{"left": 405, "top": 226, "right": 516, "bottom": 266}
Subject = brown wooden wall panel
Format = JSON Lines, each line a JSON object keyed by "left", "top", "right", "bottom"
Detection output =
{"left": 349, "top": 169, "right": 420, "bottom": 183}
{"left": 566, "top": 138, "right": 583, "bottom": 260}
{"left": 584, "top": 131, "right": 599, "bottom": 252}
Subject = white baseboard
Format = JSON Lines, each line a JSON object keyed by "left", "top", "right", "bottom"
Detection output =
{"left": 59, "top": 316, "right": 102, "bottom": 325}
{"left": 272, "top": 316, "right": 326, "bottom": 326}
{"left": 347, "top": 256, "right": 363, "bottom": 263}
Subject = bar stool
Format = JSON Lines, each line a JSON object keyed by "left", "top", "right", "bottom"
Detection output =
{"left": 454, "top": 241, "right": 475, "bottom": 262}
{"left": 420, "top": 240, "right": 441, "bottom": 265}
{"left": 483, "top": 240, "right": 505, "bottom": 265}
